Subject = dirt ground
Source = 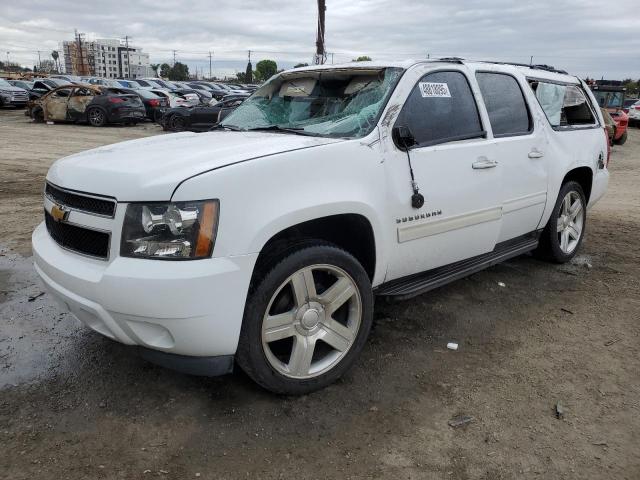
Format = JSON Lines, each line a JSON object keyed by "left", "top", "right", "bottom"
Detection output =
{"left": 0, "top": 108, "right": 638, "bottom": 480}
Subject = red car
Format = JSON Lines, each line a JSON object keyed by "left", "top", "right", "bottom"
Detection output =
{"left": 591, "top": 83, "right": 628, "bottom": 145}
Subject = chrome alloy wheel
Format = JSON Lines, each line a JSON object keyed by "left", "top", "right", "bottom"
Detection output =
{"left": 261, "top": 264, "right": 362, "bottom": 379}
{"left": 557, "top": 191, "right": 584, "bottom": 254}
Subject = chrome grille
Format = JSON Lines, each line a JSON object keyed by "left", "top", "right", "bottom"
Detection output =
{"left": 11, "top": 91, "right": 28, "bottom": 101}
{"left": 45, "top": 183, "right": 116, "bottom": 217}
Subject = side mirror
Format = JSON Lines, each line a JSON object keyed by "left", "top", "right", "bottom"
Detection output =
{"left": 392, "top": 125, "right": 416, "bottom": 150}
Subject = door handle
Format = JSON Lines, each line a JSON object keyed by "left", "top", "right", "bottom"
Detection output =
{"left": 528, "top": 150, "right": 544, "bottom": 159}
{"left": 472, "top": 158, "right": 498, "bottom": 169}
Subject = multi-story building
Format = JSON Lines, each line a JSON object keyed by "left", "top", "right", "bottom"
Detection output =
{"left": 60, "top": 38, "right": 153, "bottom": 79}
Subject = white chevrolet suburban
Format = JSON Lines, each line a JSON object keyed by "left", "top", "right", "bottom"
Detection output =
{"left": 33, "top": 59, "right": 609, "bottom": 394}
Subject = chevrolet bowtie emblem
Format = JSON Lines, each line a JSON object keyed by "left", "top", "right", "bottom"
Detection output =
{"left": 50, "top": 203, "right": 69, "bottom": 222}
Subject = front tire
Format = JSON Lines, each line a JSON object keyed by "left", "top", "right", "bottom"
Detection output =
{"left": 535, "top": 181, "right": 586, "bottom": 263}
{"left": 237, "top": 243, "right": 373, "bottom": 395}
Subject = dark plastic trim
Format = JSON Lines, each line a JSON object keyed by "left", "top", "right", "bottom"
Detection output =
{"left": 137, "top": 348, "right": 234, "bottom": 377}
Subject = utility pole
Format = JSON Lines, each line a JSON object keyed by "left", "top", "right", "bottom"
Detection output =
{"left": 208, "top": 50, "right": 213, "bottom": 79}
{"left": 124, "top": 36, "right": 132, "bottom": 78}
{"left": 530, "top": 55, "right": 533, "bottom": 66}
{"left": 172, "top": 50, "right": 177, "bottom": 66}
{"left": 37, "top": 50, "right": 41, "bottom": 71}
{"left": 75, "top": 29, "right": 87, "bottom": 76}
{"left": 314, "top": 0, "right": 326, "bottom": 65}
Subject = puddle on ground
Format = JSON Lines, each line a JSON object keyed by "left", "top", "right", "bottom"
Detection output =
{"left": 0, "top": 246, "right": 88, "bottom": 388}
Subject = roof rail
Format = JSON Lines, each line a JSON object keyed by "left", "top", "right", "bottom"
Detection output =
{"left": 474, "top": 60, "right": 568, "bottom": 75}
{"left": 430, "top": 58, "right": 568, "bottom": 75}
{"left": 476, "top": 60, "right": 568, "bottom": 75}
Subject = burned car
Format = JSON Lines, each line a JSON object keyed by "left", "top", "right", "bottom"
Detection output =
{"left": 160, "top": 95, "right": 246, "bottom": 132}
{"left": 27, "top": 84, "right": 146, "bottom": 126}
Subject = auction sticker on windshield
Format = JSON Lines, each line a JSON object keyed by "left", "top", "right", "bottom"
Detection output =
{"left": 419, "top": 82, "right": 451, "bottom": 98}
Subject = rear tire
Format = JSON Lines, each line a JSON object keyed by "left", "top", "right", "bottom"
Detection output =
{"left": 614, "top": 130, "right": 627, "bottom": 145}
{"left": 535, "top": 181, "right": 586, "bottom": 263}
{"left": 87, "top": 107, "right": 106, "bottom": 127}
{"left": 236, "top": 242, "right": 373, "bottom": 395}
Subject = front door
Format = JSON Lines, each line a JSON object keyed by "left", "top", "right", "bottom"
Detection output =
{"left": 384, "top": 69, "right": 502, "bottom": 281}
{"left": 44, "top": 87, "right": 73, "bottom": 121}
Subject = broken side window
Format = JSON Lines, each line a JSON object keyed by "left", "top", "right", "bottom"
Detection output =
{"left": 529, "top": 80, "right": 597, "bottom": 129}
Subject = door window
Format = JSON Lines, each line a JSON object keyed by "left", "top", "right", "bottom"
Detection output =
{"left": 51, "top": 88, "right": 72, "bottom": 98}
{"left": 396, "top": 70, "right": 484, "bottom": 147}
{"left": 476, "top": 72, "right": 532, "bottom": 137}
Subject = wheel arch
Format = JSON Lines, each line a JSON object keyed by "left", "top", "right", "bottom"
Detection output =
{"left": 562, "top": 166, "right": 593, "bottom": 203}
{"left": 252, "top": 213, "right": 378, "bottom": 285}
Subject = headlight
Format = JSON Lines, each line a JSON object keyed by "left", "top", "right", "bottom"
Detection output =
{"left": 120, "top": 200, "right": 219, "bottom": 259}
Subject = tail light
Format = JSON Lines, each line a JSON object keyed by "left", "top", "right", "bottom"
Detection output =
{"left": 635, "top": 106, "right": 640, "bottom": 110}
{"left": 108, "top": 97, "right": 125, "bottom": 104}
{"left": 148, "top": 99, "right": 160, "bottom": 107}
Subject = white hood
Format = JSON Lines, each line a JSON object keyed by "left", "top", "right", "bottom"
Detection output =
{"left": 47, "top": 131, "right": 341, "bottom": 201}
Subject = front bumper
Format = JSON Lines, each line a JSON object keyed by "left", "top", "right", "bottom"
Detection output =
{"left": 33, "top": 222, "right": 257, "bottom": 362}
{"left": 0, "top": 95, "right": 27, "bottom": 107}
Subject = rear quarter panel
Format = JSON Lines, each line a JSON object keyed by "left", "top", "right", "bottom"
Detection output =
{"left": 537, "top": 82, "right": 607, "bottom": 226}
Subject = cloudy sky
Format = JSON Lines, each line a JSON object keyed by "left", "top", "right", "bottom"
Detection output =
{"left": 2, "top": 0, "right": 639, "bottom": 79}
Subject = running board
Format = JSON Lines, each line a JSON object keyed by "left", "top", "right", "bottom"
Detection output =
{"left": 375, "top": 234, "right": 539, "bottom": 300}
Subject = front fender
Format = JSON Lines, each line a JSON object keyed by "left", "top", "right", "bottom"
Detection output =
{"left": 171, "top": 138, "right": 390, "bottom": 285}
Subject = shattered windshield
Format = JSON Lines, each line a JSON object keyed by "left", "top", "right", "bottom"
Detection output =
{"left": 221, "top": 67, "right": 403, "bottom": 138}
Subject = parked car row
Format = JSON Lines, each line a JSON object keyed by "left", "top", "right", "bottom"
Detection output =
{"left": 1, "top": 74, "right": 256, "bottom": 128}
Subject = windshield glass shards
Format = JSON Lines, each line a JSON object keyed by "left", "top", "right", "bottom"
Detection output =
{"left": 221, "top": 67, "right": 403, "bottom": 138}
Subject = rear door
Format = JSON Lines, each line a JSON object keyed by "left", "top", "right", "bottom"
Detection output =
{"left": 67, "top": 86, "right": 96, "bottom": 122}
{"left": 385, "top": 68, "right": 502, "bottom": 280}
{"left": 475, "top": 71, "right": 548, "bottom": 242}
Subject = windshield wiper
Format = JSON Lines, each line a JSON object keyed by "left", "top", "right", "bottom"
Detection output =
{"left": 246, "top": 125, "right": 320, "bottom": 136}
{"left": 209, "top": 123, "right": 242, "bottom": 131}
